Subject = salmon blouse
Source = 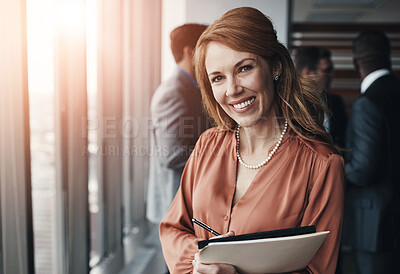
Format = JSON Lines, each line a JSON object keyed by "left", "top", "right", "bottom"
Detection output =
{"left": 159, "top": 128, "right": 345, "bottom": 274}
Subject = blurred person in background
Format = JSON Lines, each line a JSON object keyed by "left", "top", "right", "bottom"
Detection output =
{"left": 146, "top": 23, "right": 209, "bottom": 273}
{"left": 293, "top": 46, "right": 347, "bottom": 148}
{"left": 147, "top": 24, "right": 209, "bottom": 225}
{"left": 343, "top": 30, "right": 400, "bottom": 274}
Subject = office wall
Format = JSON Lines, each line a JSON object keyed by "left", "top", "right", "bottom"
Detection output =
{"left": 161, "top": 0, "right": 290, "bottom": 81}
{"left": 292, "top": 0, "right": 400, "bottom": 22}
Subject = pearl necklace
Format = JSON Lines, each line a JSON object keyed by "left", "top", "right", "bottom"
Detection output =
{"left": 236, "top": 120, "right": 288, "bottom": 169}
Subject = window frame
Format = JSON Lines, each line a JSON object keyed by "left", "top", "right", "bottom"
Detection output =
{"left": 0, "top": 0, "right": 34, "bottom": 273}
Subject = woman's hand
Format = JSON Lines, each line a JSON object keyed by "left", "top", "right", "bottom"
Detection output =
{"left": 193, "top": 231, "right": 238, "bottom": 274}
{"left": 193, "top": 253, "right": 238, "bottom": 274}
{"left": 209, "top": 230, "right": 235, "bottom": 240}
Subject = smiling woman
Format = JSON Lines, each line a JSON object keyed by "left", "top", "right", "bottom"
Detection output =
{"left": 159, "top": 7, "right": 345, "bottom": 274}
{"left": 205, "top": 43, "right": 278, "bottom": 129}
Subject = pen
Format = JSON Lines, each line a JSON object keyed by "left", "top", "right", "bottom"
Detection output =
{"left": 192, "top": 218, "right": 221, "bottom": 236}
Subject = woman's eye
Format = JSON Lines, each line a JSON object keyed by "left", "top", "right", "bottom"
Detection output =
{"left": 240, "top": 65, "right": 252, "bottom": 72}
{"left": 212, "top": 76, "right": 223, "bottom": 83}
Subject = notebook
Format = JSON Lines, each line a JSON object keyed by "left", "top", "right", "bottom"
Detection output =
{"left": 198, "top": 226, "right": 329, "bottom": 274}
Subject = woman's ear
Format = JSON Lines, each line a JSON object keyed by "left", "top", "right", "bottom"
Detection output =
{"left": 273, "top": 61, "right": 282, "bottom": 76}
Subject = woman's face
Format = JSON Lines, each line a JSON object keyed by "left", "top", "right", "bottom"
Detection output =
{"left": 205, "top": 42, "right": 278, "bottom": 128}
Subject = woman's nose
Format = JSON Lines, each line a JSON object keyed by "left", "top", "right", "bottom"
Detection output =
{"left": 225, "top": 77, "right": 243, "bottom": 97}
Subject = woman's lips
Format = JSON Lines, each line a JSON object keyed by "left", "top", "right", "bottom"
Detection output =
{"left": 230, "top": 96, "right": 256, "bottom": 112}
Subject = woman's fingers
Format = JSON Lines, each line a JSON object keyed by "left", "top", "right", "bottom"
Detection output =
{"left": 210, "top": 230, "right": 235, "bottom": 240}
{"left": 193, "top": 232, "right": 237, "bottom": 273}
{"left": 194, "top": 262, "right": 238, "bottom": 274}
{"left": 195, "top": 252, "right": 200, "bottom": 261}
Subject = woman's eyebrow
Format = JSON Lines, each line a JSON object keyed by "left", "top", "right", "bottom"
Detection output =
{"left": 208, "top": 57, "right": 256, "bottom": 77}
{"left": 234, "top": 57, "right": 256, "bottom": 69}
{"left": 208, "top": 71, "right": 221, "bottom": 77}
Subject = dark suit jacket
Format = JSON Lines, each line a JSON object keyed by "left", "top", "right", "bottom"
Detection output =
{"left": 326, "top": 93, "right": 347, "bottom": 148}
{"left": 343, "top": 74, "right": 400, "bottom": 252}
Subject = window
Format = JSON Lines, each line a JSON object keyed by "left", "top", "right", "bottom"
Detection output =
{"left": 1, "top": 0, "right": 161, "bottom": 273}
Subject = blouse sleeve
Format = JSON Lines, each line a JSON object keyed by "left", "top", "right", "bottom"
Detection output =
{"left": 159, "top": 137, "right": 205, "bottom": 273}
{"left": 300, "top": 154, "right": 345, "bottom": 274}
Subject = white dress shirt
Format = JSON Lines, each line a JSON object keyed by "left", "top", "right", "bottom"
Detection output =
{"left": 361, "top": 69, "right": 390, "bottom": 94}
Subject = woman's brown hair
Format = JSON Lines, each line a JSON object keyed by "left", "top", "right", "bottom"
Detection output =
{"left": 194, "top": 7, "right": 334, "bottom": 147}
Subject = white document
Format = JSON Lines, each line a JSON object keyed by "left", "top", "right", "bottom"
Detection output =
{"left": 199, "top": 231, "right": 329, "bottom": 274}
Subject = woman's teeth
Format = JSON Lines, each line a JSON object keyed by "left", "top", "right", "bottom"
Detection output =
{"left": 233, "top": 98, "right": 255, "bottom": 109}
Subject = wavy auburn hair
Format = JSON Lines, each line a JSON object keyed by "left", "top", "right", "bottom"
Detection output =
{"left": 194, "top": 7, "right": 334, "bottom": 147}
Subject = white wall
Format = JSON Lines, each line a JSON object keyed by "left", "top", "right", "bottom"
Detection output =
{"left": 162, "top": 0, "right": 186, "bottom": 81}
{"left": 161, "top": 0, "right": 290, "bottom": 81}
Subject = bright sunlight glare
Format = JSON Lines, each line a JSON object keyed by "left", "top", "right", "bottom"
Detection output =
{"left": 27, "top": 0, "right": 53, "bottom": 94}
{"left": 27, "top": 0, "right": 95, "bottom": 95}
{"left": 55, "top": 1, "right": 85, "bottom": 29}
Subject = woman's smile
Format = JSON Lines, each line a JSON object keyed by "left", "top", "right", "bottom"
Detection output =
{"left": 230, "top": 96, "right": 256, "bottom": 112}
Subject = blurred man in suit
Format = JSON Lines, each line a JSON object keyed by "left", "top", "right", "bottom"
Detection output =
{"left": 147, "top": 24, "right": 209, "bottom": 225}
{"left": 343, "top": 31, "right": 400, "bottom": 274}
{"left": 293, "top": 46, "right": 347, "bottom": 148}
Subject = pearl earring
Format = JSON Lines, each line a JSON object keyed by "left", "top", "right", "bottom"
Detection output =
{"left": 274, "top": 75, "right": 280, "bottom": 82}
